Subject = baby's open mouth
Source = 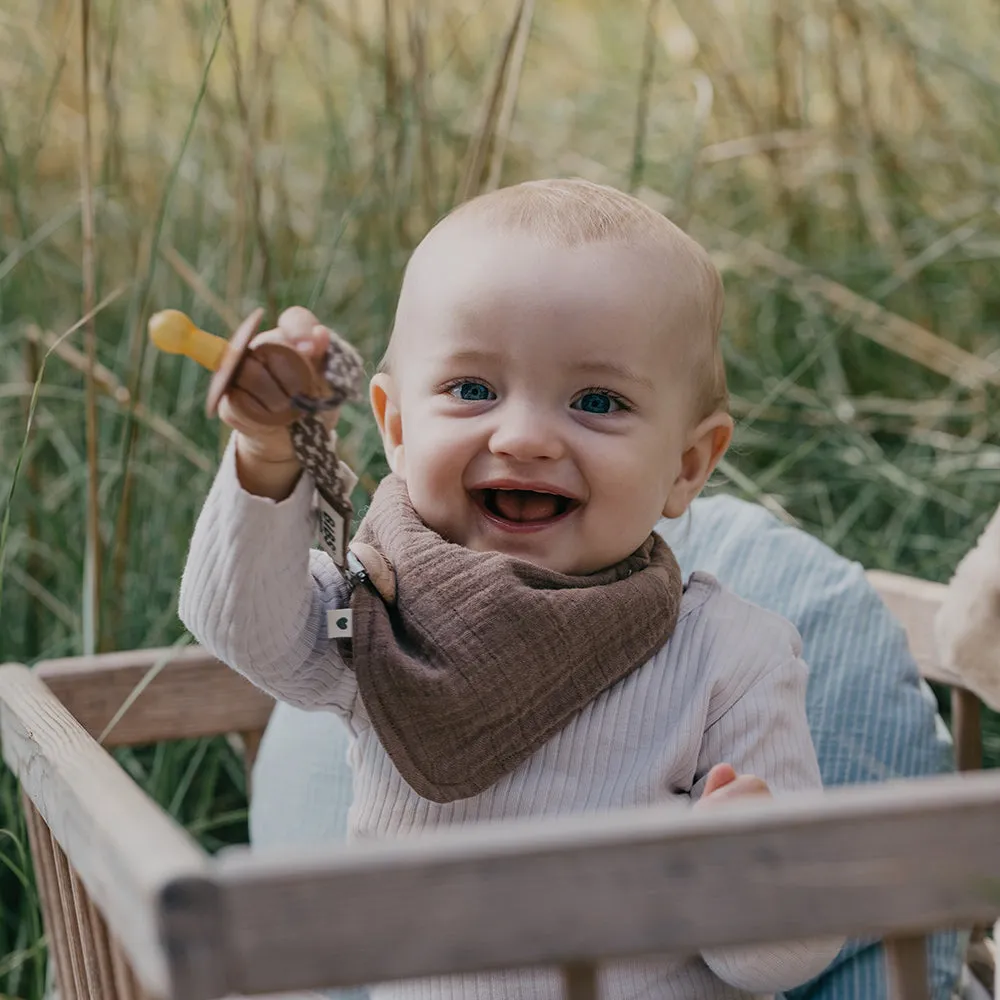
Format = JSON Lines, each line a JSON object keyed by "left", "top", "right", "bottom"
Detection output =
{"left": 472, "top": 488, "right": 578, "bottom": 525}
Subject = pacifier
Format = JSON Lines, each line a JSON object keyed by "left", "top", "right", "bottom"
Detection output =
{"left": 148, "top": 308, "right": 330, "bottom": 426}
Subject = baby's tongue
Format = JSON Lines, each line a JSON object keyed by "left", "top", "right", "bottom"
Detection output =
{"left": 494, "top": 489, "right": 559, "bottom": 522}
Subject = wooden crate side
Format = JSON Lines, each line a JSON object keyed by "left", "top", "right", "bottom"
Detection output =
{"left": 884, "top": 935, "right": 931, "bottom": 1000}
{"left": 866, "top": 570, "right": 986, "bottom": 778}
{"left": 200, "top": 769, "right": 1000, "bottom": 996}
{"left": 35, "top": 645, "right": 274, "bottom": 746}
{"left": 0, "top": 664, "right": 217, "bottom": 998}
{"left": 864, "top": 570, "right": 959, "bottom": 687}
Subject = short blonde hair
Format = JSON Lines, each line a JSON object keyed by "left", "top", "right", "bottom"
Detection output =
{"left": 387, "top": 178, "right": 728, "bottom": 416}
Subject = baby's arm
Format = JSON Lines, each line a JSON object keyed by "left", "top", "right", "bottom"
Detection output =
{"left": 694, "top": 651, "right": 845, "bottom": 993}
{"left": 178, "top": 435, "right": 359, "bottom": 719}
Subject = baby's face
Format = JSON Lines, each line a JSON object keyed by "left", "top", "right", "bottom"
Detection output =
{"left": 371, "top": 223, "right": 729, "bottom": 575}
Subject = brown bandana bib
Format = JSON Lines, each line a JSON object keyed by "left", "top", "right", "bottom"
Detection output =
{"left": 345, "top": 474, "right": 684, "bottom": 803}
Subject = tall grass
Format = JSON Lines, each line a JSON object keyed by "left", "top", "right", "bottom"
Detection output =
{"left": 2, "top": 1, "right": 1000, "bottom": 995}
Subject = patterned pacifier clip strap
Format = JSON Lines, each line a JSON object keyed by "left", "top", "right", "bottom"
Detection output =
{"left": 287, "top": 333, "right": 365, "bottom": 571}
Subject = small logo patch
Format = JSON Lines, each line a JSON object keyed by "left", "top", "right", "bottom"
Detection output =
{"left": 327, "top": 608, "right": 353, "bottom": 639}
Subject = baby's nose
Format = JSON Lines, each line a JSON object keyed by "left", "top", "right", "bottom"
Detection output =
{"left": 489, "top": 406, "right": 565, "bottom": 461}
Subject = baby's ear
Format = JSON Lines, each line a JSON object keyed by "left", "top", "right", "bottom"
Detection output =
{"left": 370, "top": 373, "right": 405, "bottom": 477}
{"left": 662, "top": 411, "right": 733, "bottom": 519}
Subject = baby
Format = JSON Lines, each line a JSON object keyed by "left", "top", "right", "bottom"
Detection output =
{"left": 179, "top": 179, "right": 841, "bottom": 999}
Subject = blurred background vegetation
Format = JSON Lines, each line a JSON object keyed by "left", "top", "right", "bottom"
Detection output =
{"left": 2, "top": 0, "right": 1000, "bottom": 995}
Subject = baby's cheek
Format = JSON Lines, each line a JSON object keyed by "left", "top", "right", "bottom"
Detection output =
{"left": 406, "top": 472, "right": 467, "bottom": 543}
{"left": 596, "top": 463, "right": 665, "bottom": 526}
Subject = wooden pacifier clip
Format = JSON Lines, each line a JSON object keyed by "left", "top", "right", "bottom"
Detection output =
{"left": 148, "top": 308, "right": 365, "bottom": 570}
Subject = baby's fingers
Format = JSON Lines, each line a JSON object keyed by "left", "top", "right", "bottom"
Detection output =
{"left": 701, "top": 762, "right": 737, "bottom": 798}
{"left": 694, "top": 774, "right": 771, "bottom": 810}
{"left": 278, "top": 306, "right": 331, "bottom": 358}
{"left": 250, "top": 324, "right": 330, "bottom": 364}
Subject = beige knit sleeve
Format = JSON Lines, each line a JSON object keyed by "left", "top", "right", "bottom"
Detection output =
{"left": 178, "top": 437, "right": 360, "bottom": 719}
{"left": 695, "top": 652, "right": 844, "bottom": 991}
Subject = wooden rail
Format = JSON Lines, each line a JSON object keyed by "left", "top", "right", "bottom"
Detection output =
{"left": 198, "top": 769, "right": 1000, "bottom": 998}
{"left": 0, "top": 664, "right": 211, "bottom": 998}
{"left": 34, "top": 645, "right": 274, "bottom": 747}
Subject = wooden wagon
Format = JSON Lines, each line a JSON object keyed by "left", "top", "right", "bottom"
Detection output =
{"left": 0, "top": 569, "right": 996, "bottom": 1000}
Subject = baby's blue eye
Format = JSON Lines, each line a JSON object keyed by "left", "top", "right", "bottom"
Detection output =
{"left": 450, "top": 381, "right": 494, "bottom": 402}
{"left": 573, "top": 391, "right": 618, "bottom": 414}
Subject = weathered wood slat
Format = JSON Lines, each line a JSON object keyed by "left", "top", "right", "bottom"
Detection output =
{"left": 952, "top": 688, "right": 983, "bottom": 772}
{"left": 51, "top": 831, "right": 87, "bottom": 999}
{"left": 85, "top": 892, "right": 118, "bottom": 999}
{"left": 110, "top": 935, "right": 142, "bottom": 1000}
{"left": 0, "top": 663, "right": 211, "bottom": 997}
{"left": 203, "top": 770, "right": 1000, "bottom": 996}
{"left": 884, "top": 935, "right": 931, "bottom": 1000}
{"left": 35, "top": 646, "right": 274, "bottom": 746}
{"left": 68, "top": 864, "right": 105, "bottom": 997}
{"left": 22, "top": 797, "right": 76, "bottom": 998}
{"left": 562, "top": 962, "right": 599, "bottom": 1000}
{"left": 864, "top": 570, "right": 960, "bottom": 688}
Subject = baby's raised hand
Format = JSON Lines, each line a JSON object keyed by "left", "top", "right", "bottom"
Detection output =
{"left": 221, "top": 306, "right": 338, "bottom": 466}
{"left": 223, "top": 306, "right": 343, "bottom": 500}
{"left": 693, "top": 763, "right": 772, "bottom": 810}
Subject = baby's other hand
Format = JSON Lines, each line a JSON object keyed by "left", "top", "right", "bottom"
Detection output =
{"left": 692, "top": 763, "right": 772, "bottom": 810}
{"left": 221, "top": 306, "right": 338, "bottom": 465}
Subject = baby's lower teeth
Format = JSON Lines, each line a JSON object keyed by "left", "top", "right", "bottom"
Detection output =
{"left": 494, "top": 491, "right": 560, "bottom": 522}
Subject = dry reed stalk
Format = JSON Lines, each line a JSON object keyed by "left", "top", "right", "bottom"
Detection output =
{"left": 253, "top": 0, "right": 267, "bottom": 102}
{"left": 310, "top": 0, "right": 378, "bottom": 66}
{"left": 5, "top": 559, "right": 78, "bottom": 631}
{"left": 223, "top": 0, "right": 275, "bottom": 318}
{"left": 571, "top": 146, "right": 1000, "bottom": 392}
{"left": 629, "top": 0, "right": 660, "bottom": 194}
{"left": 675, "top": 0, "right": 762, "bottom": 133}
{"left": 252, "top": 0, "right": 296, "bottom": 148}
{"left": 485, "top": 0, "right": 536, "bottom": 193}
{"left": 673, "top": 73, "right": 714, "bottom": 230}
{"left": 107, "top": 228, "right": 154, "bottom": 638}
{"left": 770, "top": 0, "right": 799, "bottom": 131}
{"left": 382, "top": 0, "right": 408, "bottom": 210}
{"left": 763, "top": 0, "right": 809, "bottom": 247}
{"left": 21, "top": 333, "right": 43, "bottom": 654}
{"left": 717, "top": 457, "right": 798, "bottom": 525}
{"left": 23, "top": 327, "right": 214, "bottom": 474}
{"left": 698, "top": 129, "right": 819, "bottom": 164}
{"left": 181, "top": 1, "right": 233, "bottom": 172}
{"left": 839, "top": 5, "right": 918, "bottom": 279}
{"left": 872, "top": 220, "right": 981, "bottom": 302}
{"left": 455, "top": 0, "right": 526, "bottom": 205}
{"left": 256, "top": 0, "right": 305, "bottom": 273}
{"left": 227, "top": 158, "right": 248, "bottom": 310}
{"left": 78, "top": 0, "right": 102, "bottom": 655}
{"left": 441, "top": 4, "right": 477, "bottom": 80}
{"left": 855, "top": 153, "right": 908, "bottom": 271}
{"left": 161, "top": 245, "right": 242, "bottom": 329}
{"left": 21, "top": 18, "right": 73, "bottom": 176}
{"left": 99, "top": 0, "right": 124, "bottom": 189}
{"left": 408, "top": 4, "right": 438, "bottom": 228}
{"left": 825, "top": 4, "right": 866, "bottom": 235}
{"left": 384, "top": 0, "right": 399, "bottom": 126}
{"left": 710, "top": 224, "right": 1000, "bottom": 389}
{"left": 681, "top": 0, "right": 804, "bottom": 244}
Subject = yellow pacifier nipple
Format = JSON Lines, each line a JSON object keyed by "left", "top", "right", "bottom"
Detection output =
{"left": 148, "top": 309, "right": 228, "bottom": 372}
